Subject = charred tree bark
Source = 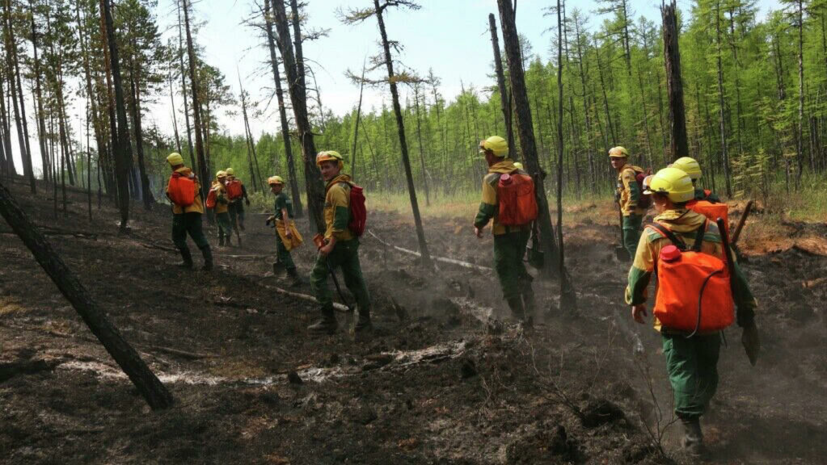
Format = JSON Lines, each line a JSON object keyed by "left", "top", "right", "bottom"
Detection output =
{"left": 496, "top": 0, "right": 562, "bottom": 277}
{"left": 182, "top": 0, "right": 211, "bottom": 222}
{"left": 30, "top": 0, "right": 50, "bottom": 184}
{"left": 554, "top": 0, "right": 576, "bottom": 308}
{"left": 413, "top": 84, "right": 430, "bottom": 206}
{"left": 129, "top": 70, "right": 153, "bottom": 210}
{"left": 3, "top": 0, "right": 35, "bottom": 192}
{"left": 372, "top": 0, "right": 432, "bottom": 267}
{"left": 3, "top": 0, "right": 29, "bottom": 185}
{"left": 263, "top": 0, "right": 302, "bottom": 217}
{"left": 488, "top": 13, "right": 514, "bottom": 158}
{"left": 176, "top": 0, "right": 195, "bottom": 172}
{"left": 271, "top": 0, "right": 325, "bottom": 233}
{"left": 102, "top": 0, "right": 133, "bottom": 232}
{"left": 350, "top": 61, "right": 366, "bottom": 180}
{"left": 662, "top": 0, "right": 689, "bottom": 161}
{"left": 714, "top": 1, "right": 732, "bottom": 197}
{"left": 0, "top": 181, "right": 173, "bottom": 410}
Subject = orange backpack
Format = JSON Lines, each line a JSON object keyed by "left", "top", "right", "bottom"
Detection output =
{"left": 649, "top": 222, "right": 735, "bottom": 335}
{"left": 226, "top": 180, "right": 243, "bottom": 200}
{"left": 167, "top": 172, "right": 197, "bottom": 207}
{"left": 205, "top": 188, "right": 218, "bottom": 209}
{"left": 497, "top": 172, "right": 538, "bottom": 226}
{"left": 687, "top": 200, "right": 729, "bottom": 235}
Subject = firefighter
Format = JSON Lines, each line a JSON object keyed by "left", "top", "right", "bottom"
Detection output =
{"left": 225, "top": 168, "right": 250, "bottom": 231}
{"left": 609, "top": 146, "right": 647, "bottom": 257}
{"left": 266, "top": 176, "right": 303, "bottom": 285}
{"left": 474, "top": 136, "right": 536, "bottom": 321}
{"left": 625, "top": 167, "right": 760, "bottom": 457}
{"left": 165, "top": 153, "right": 213, "bottom": 271}
{"left": 669, "top": 157, "right": 721, "bottom": 202}
{"left": 209, "top": 171, "right": 234, "bottom": 246}
{"left": 308, "top": 151, "right": 372, "bottom": 335}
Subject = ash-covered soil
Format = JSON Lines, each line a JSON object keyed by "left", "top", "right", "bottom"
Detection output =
{"left": 1, "top": 178, "right": 825, "bottom": 464}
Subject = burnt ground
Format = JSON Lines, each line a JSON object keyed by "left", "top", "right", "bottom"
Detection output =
{"left": 0, "top": 178, "right": 825, "bottom": 464}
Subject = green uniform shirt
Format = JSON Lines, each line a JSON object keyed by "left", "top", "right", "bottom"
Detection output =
{"left": 274, "top": 192, "right": 293, "bottom": 221}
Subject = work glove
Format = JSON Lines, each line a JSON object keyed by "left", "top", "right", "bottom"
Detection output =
{"left": 246, "top": 199, "right": 251, "bottom": 206}
{"left": 265, "top": 215, "right": 275, "bottom": 226}
{"left": 741, "top": 323, "right": 760, "bottom": 366}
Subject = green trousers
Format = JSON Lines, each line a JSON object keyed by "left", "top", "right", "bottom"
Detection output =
{"left": 172, "top": 212, "right": 210, "bottom": 250}
{"left": 228, "top": 201, "right": 245, "bottom": 229}
{"left": 493, "top": 229, "right": 532, "bottom": 301}
{"left": 622, "top": 214, "right": 643, "bottom": 257}
{"left": 310, "top": 239, "right": 370, "bottom": 312}
{"left": 276, "top": 232, "right": 296, "bottom": 271}
{"left": 216, "top": 211, "right": 233, "bottom": 244}
{"left": 662, "top": 333, "right": 721, "bottom": 419}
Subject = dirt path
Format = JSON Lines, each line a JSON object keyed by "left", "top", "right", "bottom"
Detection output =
{"left": 1, "top": 178, "right": 825, "bottom": 464}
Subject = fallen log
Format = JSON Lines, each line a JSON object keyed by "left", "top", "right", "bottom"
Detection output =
{"left": 0, "top": 181, "right": 173, "bottom": 410}
{"left": 258, "top": 282, "right": 350, "bottom": 313}
{"left": 367, "top": 230, "right": 491, "bottom": 272}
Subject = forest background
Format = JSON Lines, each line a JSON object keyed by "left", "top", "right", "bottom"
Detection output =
{"left": 1, "top": 0, "right": 824, "bottom": 225}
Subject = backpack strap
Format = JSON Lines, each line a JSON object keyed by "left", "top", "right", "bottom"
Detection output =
{"left": 691, "top": 220, "right": 707, "bottom": 252}
{"left": 648, "top": 222, "right": 688, "bottom": 251}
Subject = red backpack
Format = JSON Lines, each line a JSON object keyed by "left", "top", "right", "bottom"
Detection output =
{"left": 205, "top": 187, "right": 218, "bottom": 209}
{"left": 226, "top": 180, "right": 243, "bottom": 200}
{"left": 634, "top": 167, "right": 652, "bottom": 209}
{"left": 346, "top": 182, "right": 367, "bottom": 236}
{"left": 168, "top": 172, "right": 196, "bottom": 207}
{"left": 497, "top": 172, "right": 538, "bottom": 226}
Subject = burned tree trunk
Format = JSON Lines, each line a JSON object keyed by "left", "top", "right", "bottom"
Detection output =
{"left": 662, "top": 0, "right": 688, "bottom": 161}
{"left": 554, "top": 0, "right": 577, "bottom": 309}
{"left": 270, "top": 0, "right": 325, "bottom": 233}
{"left": 0, "top": 181, "right": 173, "bottom": 410}
{"left": 182, "top": 0, "right": 212, "bottom": 222}
{"left": 488, "top": 13, "right": 514, "bottom": 158}
{"left": 496, "top": 0, "right": 561, "bottom": 277}
{"left": 102, "top": 0, "right": 133, "bottom": 232}
{"left": 372, "top": 0, "right": 432, "bottom": 267}
{"left": 264, "top": 0, "right": 302, "bottom": 218}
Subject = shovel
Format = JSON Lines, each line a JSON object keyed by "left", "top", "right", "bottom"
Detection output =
{"left": 313, "top": 234, "right": 354, "bottom": 313}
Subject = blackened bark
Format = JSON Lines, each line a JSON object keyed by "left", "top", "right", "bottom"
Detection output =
{"left": 662, "top": 0, "right": 689, "bottom": 161}
{"left": 488, "top": 13, "right": 514, "bottom": 158}
{"left": 264, "top": 0, "right": 302, "bottom": 217}
{"left": 271, "top": 0, "right": 325, "bottom": 233}
{"left": 496, "top": 0, "right": 561, "bottom": 276}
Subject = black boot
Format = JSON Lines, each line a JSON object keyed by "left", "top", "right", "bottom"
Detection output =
{"left": 200, "top": 245, "right": 214, "bottom": 271}
{"left": 355, "top": 307, "right": 373, "bottom": 333}
{"left": 506, "top": 296, "right": 525, "bottom": 321}
{"left": 272, "top": 262, "right": 286, "bottom": 276}
{"left": 681, "top": 417, "right": 704, "bottom": 457}
{"left": 308, "top": 305, "right": 337, "bottom": 335}
{"left": 176, "top": 248, "right": 194, "bottom": 269}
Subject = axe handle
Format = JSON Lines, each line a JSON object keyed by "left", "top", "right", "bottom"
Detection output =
{"left": 731, "top": 200, "right": 753, "bottom": 245}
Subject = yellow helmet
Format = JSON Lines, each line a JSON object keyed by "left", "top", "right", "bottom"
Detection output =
{"left": 225, "top": 168, "right": 235, "bottom": 176}
{"left": 479, "top": 136, "right": 509, "bottom": 157}
{"left": 669, "top": 157, "right": 702, "bottom": 180}
{"left": 216, "top": 170, "right": 227, "bottom": 178}
{"left": 166, "top": 152, "right": 184, "bottom": 166}
{"left": 608, "top": 146, "right": 628, "bottom": 158}
{"left": 268, "top": 175, "right": 285, "bottom": 185}
{"left": 513, "top": 162, "right": 524, "bottom": 170}
{"left": 316, "top": 150, "right": 344, "bottom": 167}
{"left": 645, "top": 167, "right": 695, "bottom": 203}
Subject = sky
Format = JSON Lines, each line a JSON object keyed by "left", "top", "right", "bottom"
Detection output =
{"left": 8, "top": 0, "right": 781, "bottom": 174}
